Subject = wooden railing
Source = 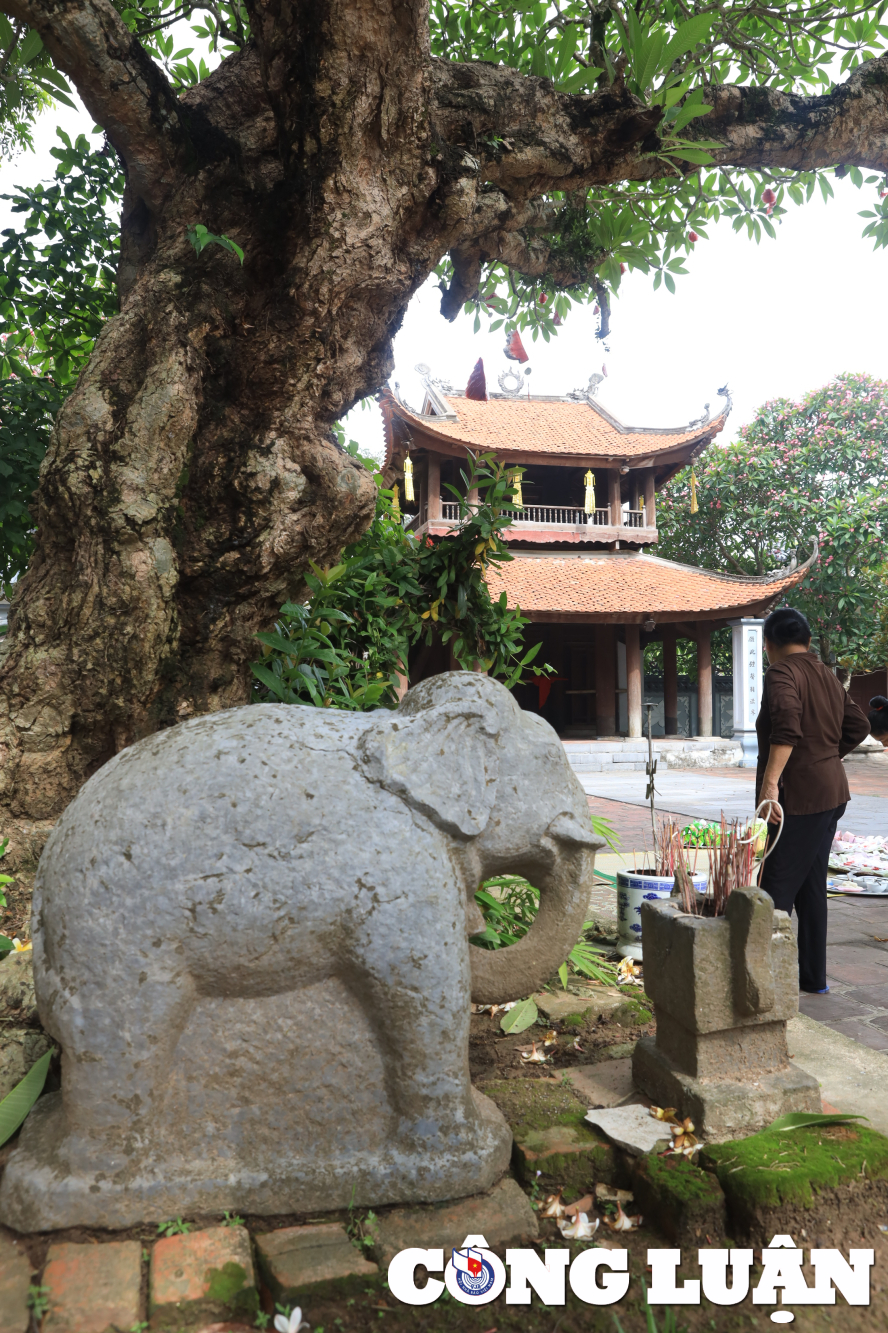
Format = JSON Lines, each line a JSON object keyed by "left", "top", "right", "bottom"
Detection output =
{"left": 423, "top": 501, "right": 653, "bottom": 529}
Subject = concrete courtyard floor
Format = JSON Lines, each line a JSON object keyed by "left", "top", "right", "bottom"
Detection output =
{"left": 584, "top": 760, "right": 888, "bottom": 1132}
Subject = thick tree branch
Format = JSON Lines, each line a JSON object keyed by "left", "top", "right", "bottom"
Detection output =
{"left": 430, "top": 53, "right": 888, "bottom": 202}
{"left": 0, "top": 0, "right": 190, "bottom": 208}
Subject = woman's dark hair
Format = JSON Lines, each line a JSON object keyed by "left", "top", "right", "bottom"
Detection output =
{"left": 763, "top": 606, "right": 811, "bottom": 648}
{"left": 869, "top": 695, "right": 888, "bottom": 737}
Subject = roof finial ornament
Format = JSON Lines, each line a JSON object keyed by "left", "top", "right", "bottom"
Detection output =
{"left": 567, "top": 365, "right": 608, "bottom": 402}
{"left": 414, "top": 362, "right": 455, "bottom": 394}
{"left": 498, "top": 366, "right": 532, "bottom": 396}
{"left": 688, "top": 403, "right": 711, "bottom": 429}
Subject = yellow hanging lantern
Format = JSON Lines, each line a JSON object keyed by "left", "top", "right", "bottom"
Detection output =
{"left": 510, "top": 468, "right": 523, "bottom": 508}
{"left": 391, "top": 483, "right": 400, "bottom": 514}
{"left": 583, "top": 469, "right": 595, "bottom": 515}
{"left": 689, "top": 470, "right": 699, "bottom": 515}
{"left": 403, "top": 455, "right": 415, "bottom": 502}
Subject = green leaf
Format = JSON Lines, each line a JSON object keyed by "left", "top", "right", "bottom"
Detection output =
{"left": 663, "top": 147, "right": 714, "bottom": 165}
{"left": 660, "top": 14, "right": 714, "bottom": 73}
{"left": 0, "top": 1047, "right": 54, "bottom": 1147}
{"left": 500, "top": 996, "right": 539, "bottom": 1034}
{"left": 558, "top": 962, "right": 569, "bottom": 989}
{"left": 765, "top": 1111, "right": 869, "bottom": 1134}
{"left": 18, "top": 28, "right": 44, "bottom": 62}
{"left": 0, "top": 937, "right": 13, "bottom": 956}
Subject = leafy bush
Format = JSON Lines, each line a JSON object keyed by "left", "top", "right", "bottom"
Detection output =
{"left": 471, "top": 861, "right": 621, "bottom": 989}
{"left": 251, "top": 449, "right": 551, "bottom": 709}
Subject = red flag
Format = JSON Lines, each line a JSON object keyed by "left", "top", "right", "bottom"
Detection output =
{"left": 504, "top": 330, "right": 528, "bottom": 363}
{"left": 465, "top": 357, "right": 487, "bottom": 401}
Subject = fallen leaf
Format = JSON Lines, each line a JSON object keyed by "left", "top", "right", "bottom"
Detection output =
{"left": 603, "top": 1202, "right": 643, "bottom": 1232}
{"left": 558, "top": 1212, "right": 599, "bottom": 1240}
{"left": 563, "top": 1194, "right": 594, "bottom": 1216}
{"left": 874, "top": 936, "right": 888, "bottom": 942}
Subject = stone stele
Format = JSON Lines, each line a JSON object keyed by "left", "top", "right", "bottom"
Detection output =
{"left": 632, "top": 889, "right": 820, "bottom": 1139}
{"left": 0, "top": 673, "right": 603, "bottom": 1231}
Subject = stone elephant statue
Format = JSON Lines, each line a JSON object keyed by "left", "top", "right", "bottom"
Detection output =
{"left": 0, "top": 672, "right": 603, "bottom": 1231}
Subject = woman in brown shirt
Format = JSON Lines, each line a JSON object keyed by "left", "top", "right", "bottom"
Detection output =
{"left": 756, "top": 606, "right": 870, "bottom": 994}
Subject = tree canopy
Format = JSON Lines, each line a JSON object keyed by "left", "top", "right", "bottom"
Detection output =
{"left": 656, "top": 372, "right": 888, "bottom": 671}
{"left": 1, "top": 0, "right": 888, "bottom": 823}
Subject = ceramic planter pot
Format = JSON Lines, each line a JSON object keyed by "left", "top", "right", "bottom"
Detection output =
{"left": 616, "top": 870, "right": 708, "bottom": 960}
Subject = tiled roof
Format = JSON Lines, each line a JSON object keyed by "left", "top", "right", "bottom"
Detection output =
{"left": 486, "top": 552, "right": 810, "bottom": 619}
{"left": 384, "top": 390, "right": 728, "bottom": 462}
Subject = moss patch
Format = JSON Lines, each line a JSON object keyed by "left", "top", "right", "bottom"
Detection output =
{"left": 480, "top": 1078, "right": 591, "bottom": 1137}
{"left": 204, "top": 1260, "right": 257, "bottom": 1312}
{"left": 610, "top": 999, "right": 652, "bottom": 1027}
{"left": 631, "top": 1154, "right": 725, "bottom": 1244}
{"left": 702, "top": 1124, "right": 888, "bottom": 1211}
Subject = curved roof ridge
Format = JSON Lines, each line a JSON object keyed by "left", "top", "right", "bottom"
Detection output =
{"left": 636, "top": 543, "right": 818, "bottom": 587}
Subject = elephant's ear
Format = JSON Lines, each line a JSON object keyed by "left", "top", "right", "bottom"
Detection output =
{"left": 360, "top": 673, "right": 509, "bottom": 838}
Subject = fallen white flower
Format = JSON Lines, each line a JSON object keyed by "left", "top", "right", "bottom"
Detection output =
{"left": 558, "top": 1212, "right": 599, "bottom": 1240}
{"left": 275, "top": 1308, "right": 309, "bottom": 1333}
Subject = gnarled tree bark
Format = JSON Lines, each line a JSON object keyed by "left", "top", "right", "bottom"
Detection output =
{"left": 0, "top": 0, "right": 885, "bottom": 834}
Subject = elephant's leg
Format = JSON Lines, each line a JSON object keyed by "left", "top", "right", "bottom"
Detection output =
{"left": 41, "top": 951, "right": 195, "bottom": 1147}
{"left": 346, "top": 898, "right": 486, "bottom": 1153}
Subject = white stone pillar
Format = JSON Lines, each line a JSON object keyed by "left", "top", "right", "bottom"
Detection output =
{"left": 728, "top": 617, "right": 764, "bottom": 768}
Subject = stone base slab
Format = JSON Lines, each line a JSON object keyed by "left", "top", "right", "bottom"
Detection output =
{"left": 0, "top": 1089, "right": 512, "bottom": 1232}
{"left": 632, "top": 1035, "right": 820, "bottom": 1140}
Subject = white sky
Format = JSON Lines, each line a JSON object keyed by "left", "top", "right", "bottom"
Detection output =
{"left": 3, "top": 90, "right": 887, "bottom": 466}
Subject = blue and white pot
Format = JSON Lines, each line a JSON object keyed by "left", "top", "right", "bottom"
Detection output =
{"left": 616, "top": 870, "right": 708, "bottom": 960}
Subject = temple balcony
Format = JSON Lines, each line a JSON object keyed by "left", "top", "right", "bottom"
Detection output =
{"left": 408, "top": 500, "right": 657, "bottom": 545}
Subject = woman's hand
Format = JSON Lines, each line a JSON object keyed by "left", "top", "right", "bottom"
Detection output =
{"left": 759, "top": 779, "right": 783, "bottom": 824}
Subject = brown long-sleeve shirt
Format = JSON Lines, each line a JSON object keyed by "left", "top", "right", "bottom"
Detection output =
{"left": 755, "top": 651, "right": 870, "bottom": 815}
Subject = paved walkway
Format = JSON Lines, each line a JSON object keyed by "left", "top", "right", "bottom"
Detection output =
{"left": 586, "top": 769, "right": 888, "bottom": 1054}
{"left": 580, "top": 759, "right": 888, "bottom": 836}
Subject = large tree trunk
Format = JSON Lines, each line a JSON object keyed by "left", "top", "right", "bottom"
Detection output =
{"left": 0, "top": 25, "right": 426, "bottom": 820}
{"left": 1, "top": 0, "right": 886, "bottom": 832}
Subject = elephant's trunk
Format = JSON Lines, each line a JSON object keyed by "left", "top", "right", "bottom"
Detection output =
{"left": 469, "top": 843, "right": 600, "bottom": 1005}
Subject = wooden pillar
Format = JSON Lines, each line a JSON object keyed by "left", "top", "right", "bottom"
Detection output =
{"left": 595, "top": 624, "right": 617, "bottom": 738}
{"left": 608, "top": 470, "right": 622, "bottom": 527}
{"left": 697, "top": 623, "right": 713, "bottom": 737}
{"left": 626, "top": 624, "right": 642, "bottom": 738}
{"left": 663, "top": 625, "right": 678, "bottom": 736}
{"left": 643, "top": 470, "right": 656, "bottom": 526}
{"left": 427, "top": 453, "right": 441, "bottom": 520}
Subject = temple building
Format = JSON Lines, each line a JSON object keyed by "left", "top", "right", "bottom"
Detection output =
{"left": 381, "top": 367, "right": 812, "bottom": 764}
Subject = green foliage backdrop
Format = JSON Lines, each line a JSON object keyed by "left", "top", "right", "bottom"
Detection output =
{"left": 656, "top": 372, "right": 888, "bottom": 670}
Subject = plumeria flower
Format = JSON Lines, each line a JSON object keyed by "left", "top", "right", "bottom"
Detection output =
{"left": 539, "top": 1190, "right": 566, "bottom": 1218}
{"left": 603, "top": 1202, "right": 643, "bottom": 1232}
{"left": 558, "top": 1212, "right": 599, "bottom": 1240}
{"left": 520, "top": 1042, "right": 551, "bottom": 1064}
{"left": 275, "top": 1308, "right": 309, "bottom": 1333}
{"left": 12, "top": 938, "right": 32, "bottom": 952}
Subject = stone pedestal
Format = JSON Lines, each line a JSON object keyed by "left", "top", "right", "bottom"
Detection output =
{"left": 631, "top": 889, "right": 820, "bottom": 1140}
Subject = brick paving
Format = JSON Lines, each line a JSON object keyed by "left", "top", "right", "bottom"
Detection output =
{"left": 151, "top": 1225, "right": 255, "bottom": 1310}
{"left": 42, "top": 1240, "right": 141, "bottom": 1333}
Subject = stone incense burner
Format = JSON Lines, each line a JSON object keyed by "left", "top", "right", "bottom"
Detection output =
{"left": 632, "top": 887, "right": 820, "bottom": 1140}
